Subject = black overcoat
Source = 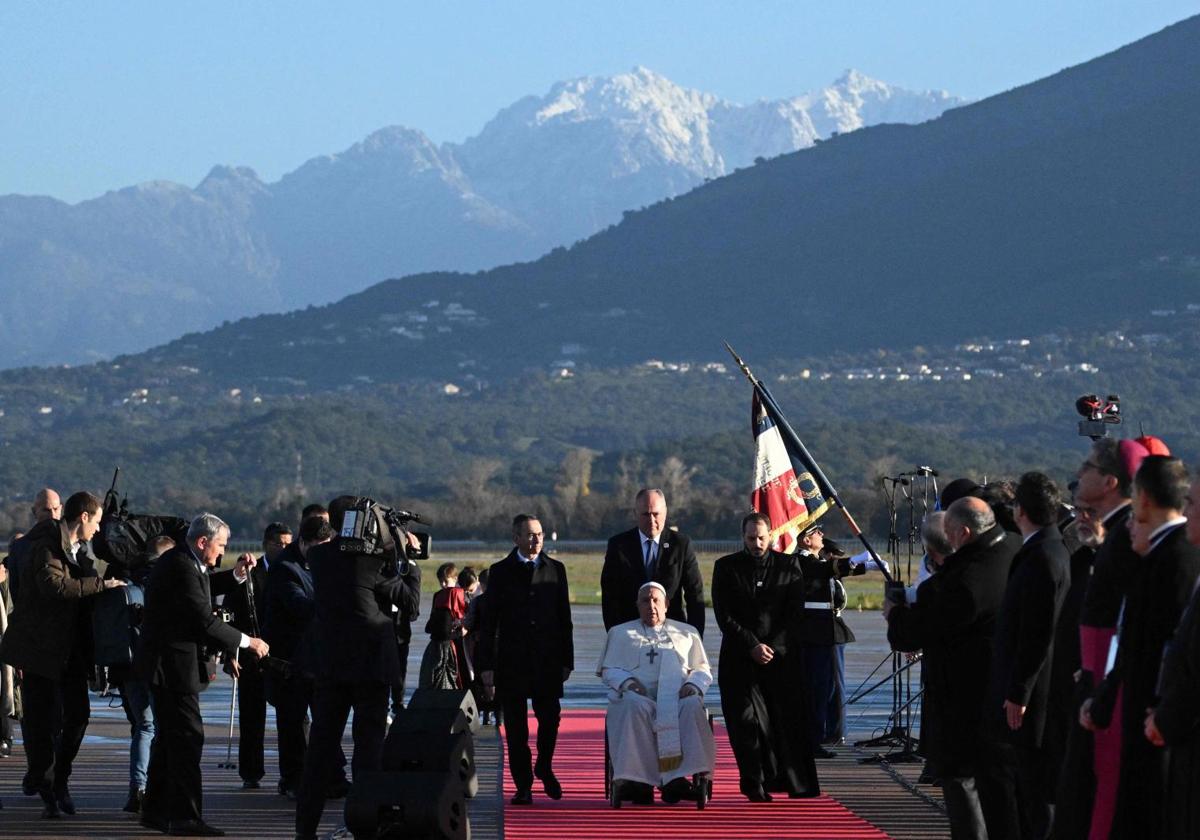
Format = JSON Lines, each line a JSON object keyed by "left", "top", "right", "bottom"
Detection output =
{"left": 474, "top": 550, "right": 574, "bottom": 698}
{"left": 712, "top": 548, "right": 819, "bottom": 795}
{"left": 887, "top": 523, "right": 1015, "bottom": 776}
{"left": 261, "top": 542, "right": 314, "bottom": 663}
{"left": 984, "top": 525, "right": 1070, "bottom": 748}
{"left": 1156, "top": 579, "right": 1200, "bottom": 840}
{"left": 600, "top": 527, "right": 705, "bottom": 635}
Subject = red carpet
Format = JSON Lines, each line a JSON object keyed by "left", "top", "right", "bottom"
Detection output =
{"left": 502, "top": 709, "right": 891, "bottom": 839}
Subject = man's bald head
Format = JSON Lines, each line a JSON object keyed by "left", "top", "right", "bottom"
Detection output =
{"left": 33, "top": 488, "right": 62, "bottom": 522}
{"left": 944, "top": 497, "right": 996, "bottom": 552}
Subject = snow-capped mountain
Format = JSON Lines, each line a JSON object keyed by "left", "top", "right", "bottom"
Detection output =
{"left": 0, "top": 69, "right": 962, "bottom": 367}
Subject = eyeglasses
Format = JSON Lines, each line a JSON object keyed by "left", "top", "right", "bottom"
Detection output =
{"left": 1081, "top": 461, "right": 1110, "bottom": 475}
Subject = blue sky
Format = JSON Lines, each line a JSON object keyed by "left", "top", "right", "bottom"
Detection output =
{"left": 2, "top": 1, "right": 1196, "bottom": 202}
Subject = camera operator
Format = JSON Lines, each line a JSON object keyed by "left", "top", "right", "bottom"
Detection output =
{"left": 137, "top": 513, "right": 268, "bottom": 837}
{"left": 294, "top": 496, "right": 422, "bottom": 840}
{"left": 0, "top": 490, "right": 124, "bottom": 818}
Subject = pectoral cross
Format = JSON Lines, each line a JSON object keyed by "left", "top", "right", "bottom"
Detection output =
{"left": 646, "top": 647, "right": 659, "bottom": 664}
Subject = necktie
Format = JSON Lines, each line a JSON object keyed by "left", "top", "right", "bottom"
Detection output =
{"left": 644, "top": 539, "right": 655, "bottom": 578}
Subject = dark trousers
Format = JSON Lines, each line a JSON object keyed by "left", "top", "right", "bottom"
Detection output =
{"left": 295, "top": 680, "right": 389, "bottom": 838}
{"left": 977, "top": 738, "right": 1052, "bottom": 840}
{"left": 268, "top": 671, "right": 311, "bottom": 789}
{"left": 500, "top": 691, "right": 561, "bottom": 791}
{"left": 943, "top": 776, "right": 989, "bottom": 840}
{"left": 801, "top": 644, "right": 835, "bottom": 748}
{"left": 236, "top": 665, "right": 266, "bottom": 783}
{"left": 389, "top": 639, "right": 410, "bottom": 714}
{"left": 143, "top": 686, "right": 205, "bottom": 825}
{"left": 20, "top": 670, "right": 90, "bottom": 795}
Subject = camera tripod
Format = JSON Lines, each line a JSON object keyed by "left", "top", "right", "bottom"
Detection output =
{"left": 854, "top": 467, "right": 937, "bottom": 764}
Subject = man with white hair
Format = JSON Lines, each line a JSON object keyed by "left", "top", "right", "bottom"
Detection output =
{"left": 137, "top": 513, "right": 268, "bottom": 837}
{"left": 598, "top": 581, "right": 714, "bottom": 805}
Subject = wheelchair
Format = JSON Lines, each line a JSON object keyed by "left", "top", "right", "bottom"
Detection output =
{"left": 603, "top": 709, "right": 714, "bottom": 809}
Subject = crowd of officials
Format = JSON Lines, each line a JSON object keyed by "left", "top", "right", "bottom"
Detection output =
{"left": 0, "top": 444, "right": 1197, "bottom": 839}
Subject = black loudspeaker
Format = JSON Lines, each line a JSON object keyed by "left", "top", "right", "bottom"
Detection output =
{"left": 344, "top": 770, "right": 468, "bottom": 840}
{"left": 385, "top": 728, "right": 477, "bottom": 799}
{"left": 405, "top": 688, "right": 480, "bottom": 735}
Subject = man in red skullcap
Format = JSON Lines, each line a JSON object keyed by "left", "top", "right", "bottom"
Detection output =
{"left": 1054, "top": 435, "right": 1167, "bottom": 840}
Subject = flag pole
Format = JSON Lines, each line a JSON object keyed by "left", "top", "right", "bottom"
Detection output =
{"left": 724, "top": 342, "right": 894, "bottom": 583}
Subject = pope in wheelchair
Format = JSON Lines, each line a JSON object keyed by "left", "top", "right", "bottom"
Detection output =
{"left": 597, "top": 581, "right": 715, "bottom": 805}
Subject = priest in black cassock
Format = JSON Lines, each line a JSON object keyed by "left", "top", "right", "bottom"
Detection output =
{"left": 712, "top": 512, "right": 818, "bottom": 802}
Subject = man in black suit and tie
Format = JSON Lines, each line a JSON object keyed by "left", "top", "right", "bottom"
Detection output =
{"left": 477, "top": 514, "right": 574, "bottom": 805}
{"left": 601, "top": 488, "right": 705, "bottom": 636}
{"left": 138, "top": 513, "right": 269, "bottom": 837}
{"left": 222, "top": 521, "right": 291, "bottom": 790}
{"left": 977, "top": 472, "right": 1070, "bottom": 840}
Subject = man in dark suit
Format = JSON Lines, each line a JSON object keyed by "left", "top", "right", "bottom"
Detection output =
{"left": 222, "top": 521, "right": 291, "bottom": 789}
{"left": 477, "top": 514, "right": 574, "bottom": 805}
{"left": 294, "top": 496, "right": 421, "bottom": 840}
{"left": 977, "top": 472, "right": 1070, "bottom": 840}
{"left": 888, "top": 496, "right": 1016, "bottom": 839}
{"left": 1082, "top": 456, "right": 1200, "bottom": 840}
{"left": 0, "top": 491, "right": 125, "bottom": 818}
{"left": 262, "top": 515, "right": 346, "bottom": 800}
{"left": 601, "top": 488, "right": 705, "bottom": 635}
{"left": 712, "top": 512, "right": 818, "bottom": 802}
{"left": 138, "top": 513, "right": 268, "bottom": 837}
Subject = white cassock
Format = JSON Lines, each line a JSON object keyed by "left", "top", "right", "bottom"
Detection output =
{"left": 596, "top": 618, "right": 716, "bottom": 787}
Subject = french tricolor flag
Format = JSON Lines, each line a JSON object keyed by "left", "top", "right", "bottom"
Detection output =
{"left": 750, "top": 390, "right": 832, "bottom": 553}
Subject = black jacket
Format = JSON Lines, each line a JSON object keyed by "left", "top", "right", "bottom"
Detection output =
{"left": 1155, "top": 579, "right": 1200, "bottom": 839}
{"left": 475, "top": 550, "right": 574, "bottom": 698}
{"left": 601, "top": 527, "right": 705, "bottom": 635}
{"left": 887, "top": 523, "right": 1016, "bottom": 776}
{"left": 301, "top": 540, "right": 415, "bottom": 685}
{"left": 137, "top": 546, "right": 244, "bottom": 693}
{"left": 712, "top": 548, "right": 805, "bottom": 670}
{"left": 261, "top": 543, "right": 314, "bottom": 663}
{"left": 796, "top": 549, "right": 855, "bottom": 646}
{"left": 984, "top": 525, "right": 1071, "bottom": 748}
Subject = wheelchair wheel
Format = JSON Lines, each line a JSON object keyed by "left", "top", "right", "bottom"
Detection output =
{"left": 695, "top": 773, "right": 711, "bottom": 810}
{"left": 610, "top": 780, "right": 622, "bottom": 809}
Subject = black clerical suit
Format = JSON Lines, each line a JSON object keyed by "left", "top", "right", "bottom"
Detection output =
{"left": 223, "top": 556, "right": 268, "bottom": 785}
{"left": 294, "top": 539, "right": 417, "bottom": 839}
{"left": 977, "top": 526, "right": 1070, "bottom": 840}
{"left": 712, "top": 548, "right": 819, "bottom": 797}
{"left": 796, "top": 549, "right": 855, "bottom": 748}
{"left": 1052, "top": 504, "right": 1134, "bottom": 840}
{"left": 1155, "top": 577, "right": 1200, "bottom": 839}
{"left": 475, "top": 549, "right": 574, "bottom": 794}
{"left": 137, "top": 546, "right": 246, "bottom": 828}
{"left": 601, "top": 527, "right": 705, "bottom": 635}
{"left": 0, "top": 518, "right": 105, "bottom": 806}
{"left": 888, "top": 523, "right": 1015, "bottom": 839}
{"left": 1088, "top": 522, "right": 1200, "bottom": 840}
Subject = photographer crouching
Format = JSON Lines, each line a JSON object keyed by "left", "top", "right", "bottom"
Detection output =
{"left": 294, "top": 495, "right": 424, "bottom": 840}
{"left": 136, "top": 513, "right": 269, "bottom": 837}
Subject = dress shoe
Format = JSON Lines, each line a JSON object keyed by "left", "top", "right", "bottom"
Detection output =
{"left": 40, "top": 797, "right": 61, "bottom": 819}
{"left": 55, "top": 790, "right": 76, "bottom": 815}
{"left": 324, "top": 777, "right": 350, "bottom": 799}
{"left": 510, "top": 788, "right": 533, "bottom": 806}
{"left": 123, "top": 786, "right": 146, "bottom": 813}
{"left": 240, "top": 779, "right": 261, "bottom": 790}
{"left": 169, "top": 818, "right": 226, "bottom": 836}
{"left": 277, "top": 780, "right": 298, "bottom": 800}
{"left": 813, "top": 747, "right": 837, "bottom": 759}
{"left": 140, "top": 813, "right": 170, "bottom": 833}
{"left": 660, "top": 777, "right": 692, "bottom": 804}
{"left": 740, "top": 782, "right": 772, "bottom": 803}
{"left": 534, "top": 767, "right": 562, "bottom": 800}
